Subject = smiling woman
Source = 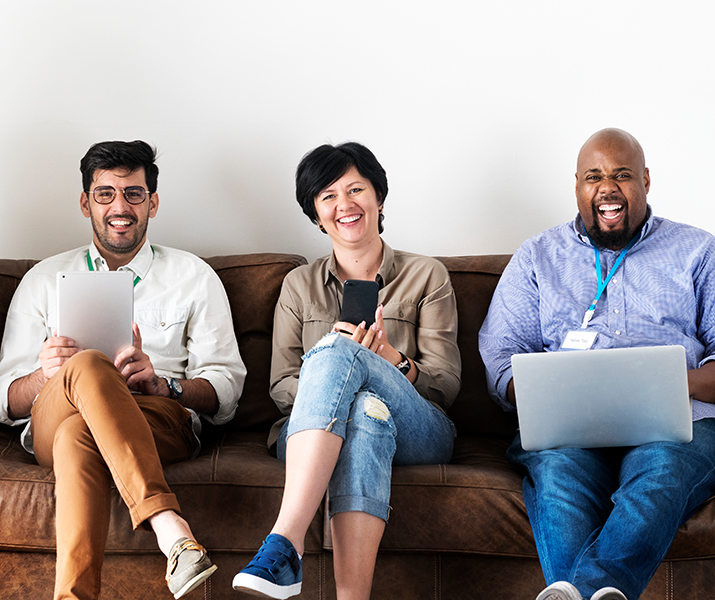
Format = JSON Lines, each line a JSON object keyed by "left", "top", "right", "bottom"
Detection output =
{"left": 313, "top": 165, "right": 383, "bottom": 252}
{"left": 231, "top": 142, "right": 462, "bottom": 600}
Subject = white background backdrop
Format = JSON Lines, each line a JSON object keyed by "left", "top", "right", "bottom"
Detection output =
{"left": 0, "top": 1, "right": 712, "bottom": 262}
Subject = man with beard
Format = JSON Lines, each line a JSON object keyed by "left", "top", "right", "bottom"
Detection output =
{"left": 480, "top": 128, "right": 715, "bottom": 600}
{"left": 0, "top": 141, "right": 246, "bottom": 600}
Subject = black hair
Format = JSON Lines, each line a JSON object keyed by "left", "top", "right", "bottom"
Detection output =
{"left": 80, "top": 140, "right": 159, "bottom": 193}
{"left": 295, "top": 142, "right": 388, "bottom": 233}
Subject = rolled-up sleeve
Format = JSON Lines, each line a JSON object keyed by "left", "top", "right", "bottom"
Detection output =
{"left": 184, "top": 267, "right": 246, "bottom": 425}
{"left": 0, "top": 267, "right": 53, "bottom": 425}
{"left": 411, "top": 264, "right": 461, "bottom": 410}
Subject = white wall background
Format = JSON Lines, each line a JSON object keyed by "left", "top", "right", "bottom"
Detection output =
{"left": 0, "top": 1, "right": 712, "bottom": 262}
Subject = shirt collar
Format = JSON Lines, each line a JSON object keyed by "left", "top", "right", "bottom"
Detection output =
{"left": 324, "top": 239, "right": 394, "bottom": 288}
{"left": 87, "top": 240, "right": 154, "bottom": 281}
{"left": 572, "top": 204, "right": 654, "bottom": 249}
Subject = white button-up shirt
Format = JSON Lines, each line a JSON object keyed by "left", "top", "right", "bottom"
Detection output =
{"left": 0, "top": 240, "right": 247, "bottom": 452}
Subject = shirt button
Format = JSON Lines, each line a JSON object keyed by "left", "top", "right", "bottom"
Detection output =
{"left": 306, "top": 313, "right": 312, "bottom": 319}
{"left": 615, "top": 330, "right": 622, "bottom": 335}
{"left": 614, "top": 309, "right": 620, "bottom": 314}
{"left": 612, "top": 278, "right": 618, "bottom": 284}
{"left": 399, "top": 311, "right": 404, "bottom": 318}
{"left": 160, "top": 322, "right": 166, "bottom": 327}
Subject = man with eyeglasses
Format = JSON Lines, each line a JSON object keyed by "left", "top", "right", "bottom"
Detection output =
{"left": 0, "top": 140, "right": 246, "bottom": 600}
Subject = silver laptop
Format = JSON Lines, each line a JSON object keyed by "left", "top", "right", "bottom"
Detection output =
{"left": 511, "top": 345, "right": 692, "bottom": 451}
{"left": 57, "top": 271, "right": 134, "bottom": 361}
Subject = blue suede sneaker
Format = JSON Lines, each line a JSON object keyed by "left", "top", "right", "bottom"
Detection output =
{"left": 232, "top": 534, "right": 302, "bottom": 599}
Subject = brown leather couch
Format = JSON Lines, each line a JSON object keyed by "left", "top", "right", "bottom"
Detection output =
{"left": 0, "top": 253, "right": 713, "bottom": 600}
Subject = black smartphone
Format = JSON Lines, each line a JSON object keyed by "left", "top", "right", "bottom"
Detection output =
{"left": 340, "top": 279, "right": 379, "bottom": 327}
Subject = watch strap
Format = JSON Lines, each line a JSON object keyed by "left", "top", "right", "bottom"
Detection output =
{"left": 395, "top": 352, "right": 411, "bottom": 375}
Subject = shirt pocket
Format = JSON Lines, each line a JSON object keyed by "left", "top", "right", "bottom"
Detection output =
{"left": 302, "top": 304, "right": 338, "bottom": 351}
{"left": 381, "top": 303, "right": 417, "bottom": 326}
{"left": 381, "top": 302, "right": 418, "bottom": 356}
{"left": 135, "top": 307, "right": 189, "bottom": 357}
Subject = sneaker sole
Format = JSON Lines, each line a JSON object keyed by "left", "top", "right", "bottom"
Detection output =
{"left": 173, "top": 563, "right": 218, "bottom": 599}
{"left": 232, "top": 572, "right": 302, "bottom": 599}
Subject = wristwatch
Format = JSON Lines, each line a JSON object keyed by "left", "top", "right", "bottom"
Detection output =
{"left": 161, "top": 376, "right": 184, "bottom": 400}
{"left": 395, "top": 352, "right": 411, "bottom": 376}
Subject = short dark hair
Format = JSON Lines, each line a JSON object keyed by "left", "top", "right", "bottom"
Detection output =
{"left": 295, "top": 142, "right": 388, "bottom": 233}
{"left": 80, "top": 140, "right": 159, "bottom": 193}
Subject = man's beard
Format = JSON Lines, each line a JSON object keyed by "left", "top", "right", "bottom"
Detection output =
{"left": 91, "top": 213, "right": 146, "bottom": 255}
{"left": 586, "top": 205, "right": 634, "bottom": 250}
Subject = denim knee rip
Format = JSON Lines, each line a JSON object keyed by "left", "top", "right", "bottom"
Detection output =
{"left": 323, "top": 392, "right": 393, "bottom": 434}
{"left": 301, "top": 331, "right": 340, "bottom": 361}
{"left": 363, "top": 396, "right": 390, "bottom": 422}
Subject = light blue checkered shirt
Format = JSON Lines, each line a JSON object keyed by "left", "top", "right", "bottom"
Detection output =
{"left": 479, "top": 206, "right": 715, "bottom": 421}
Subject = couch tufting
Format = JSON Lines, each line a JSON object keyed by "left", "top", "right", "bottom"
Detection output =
{"left": 0, "top": 253, "right": 712, "bottom": 600}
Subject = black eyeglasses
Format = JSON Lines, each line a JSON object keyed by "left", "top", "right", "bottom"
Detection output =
{"left": 89, "top": 186, "right": 150, "bottom": 205}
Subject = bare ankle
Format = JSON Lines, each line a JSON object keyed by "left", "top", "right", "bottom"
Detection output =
{"left": 149, "top": 510, "right": 195, "bottom": 557}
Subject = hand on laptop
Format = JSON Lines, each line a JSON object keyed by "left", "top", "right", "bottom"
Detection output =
{"left": 687, "top": 361, "right": 715, "bottom": 403}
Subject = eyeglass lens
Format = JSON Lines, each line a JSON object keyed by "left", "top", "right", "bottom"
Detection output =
{"left": 92, "top": 186, "right": 147, "bottom": 204}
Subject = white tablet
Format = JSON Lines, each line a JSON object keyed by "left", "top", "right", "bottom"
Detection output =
{"left": 56, "top": 271, "right": 134, "bottom": 361}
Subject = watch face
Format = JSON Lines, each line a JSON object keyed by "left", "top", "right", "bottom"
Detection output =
{"left": 396, "top": 352, "right": 410, "bottom": 375}
{"left": 396, "top": 359, "right": 410, "bottom": 375}
{"left": 171, "top": 378, "right": 183, "bottom": 396}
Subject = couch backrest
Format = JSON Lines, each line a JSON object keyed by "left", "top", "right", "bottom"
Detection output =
{"left": 0, "top": 259, "right": 40, "bottom": 339}
{"left": 438, "top": 256, "right": 518, "bottom": 439}
{"left": 0, "top": 252, "right": 517, "bottom": 440}
{"left": 204, "top": 254, "right": 307, "bottom": 431}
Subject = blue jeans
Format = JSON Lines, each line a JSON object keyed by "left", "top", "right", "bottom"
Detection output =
{"left": 508, "top": 418, "right": 715, "bottom": 600}
{"left": 277, "top": 332, "right": 455, "bottom": 521}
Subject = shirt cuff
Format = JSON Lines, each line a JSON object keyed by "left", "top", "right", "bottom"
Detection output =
{"left": 193, "top": 372, "right": 240, "bottom": 426}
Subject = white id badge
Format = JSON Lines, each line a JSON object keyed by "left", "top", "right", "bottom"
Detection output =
{"left": 562, "top": 330, "right": 598, "bottom": 351}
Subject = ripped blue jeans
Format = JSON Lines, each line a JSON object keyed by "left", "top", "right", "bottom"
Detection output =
{"left": 277, "top": 332, "right": 455, "bottom": 521}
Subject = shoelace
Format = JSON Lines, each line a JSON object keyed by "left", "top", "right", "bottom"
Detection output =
{"left": 165, "top": 539, "right": 207, "bottom": 581}
{"left": 249, "top": 540, "right": 297, "bottom": 577}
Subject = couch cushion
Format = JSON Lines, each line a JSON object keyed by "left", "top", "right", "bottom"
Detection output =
{"left": 364, "top": 436, "right": 537, "bottom": 557}
{"left": 0, "top": 426, "right": 325, "bottom": 556}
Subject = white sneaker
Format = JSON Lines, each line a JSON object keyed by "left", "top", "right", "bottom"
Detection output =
{"left": 535, "top": 581, "right": 583, "bottom": 600}
{"left": 591, "top": 588, "right": 627, "bottom": 600}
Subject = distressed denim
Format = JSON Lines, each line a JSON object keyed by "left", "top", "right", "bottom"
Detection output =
{"left": 508, "top": 418, "right": 715, "bottom": 600}
{"left": 277, "top": 332, "right": 455, "bottom": 521}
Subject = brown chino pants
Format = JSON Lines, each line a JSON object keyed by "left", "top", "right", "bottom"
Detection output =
{"left": 30, "top": 350, "right": 195, "bottom": 600}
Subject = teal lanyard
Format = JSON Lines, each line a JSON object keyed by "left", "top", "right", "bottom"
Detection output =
{"left": 86, "top": 248, "right": 153, "bottom": 288}
{"left": 580, "top": 235, "right": 638, "bottom": 329}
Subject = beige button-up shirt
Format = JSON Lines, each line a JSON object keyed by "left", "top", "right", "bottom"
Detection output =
{"left": 268, "top": 242, "right": 461, "bottom": 445}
